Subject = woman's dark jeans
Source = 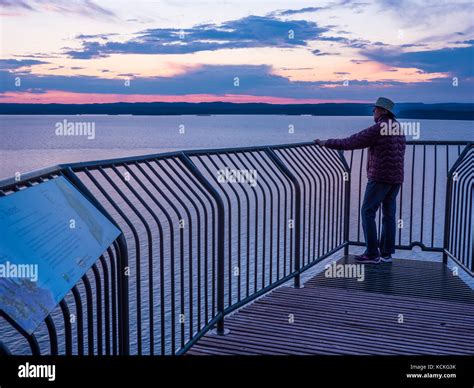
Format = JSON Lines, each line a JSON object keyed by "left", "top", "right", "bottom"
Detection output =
{"left": 361, "top": 180, "right": 401, "bottom": 257}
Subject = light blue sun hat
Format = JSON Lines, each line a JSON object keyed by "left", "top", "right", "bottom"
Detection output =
{"left": 373, "top": 97, "right": 395, "bottom": 115}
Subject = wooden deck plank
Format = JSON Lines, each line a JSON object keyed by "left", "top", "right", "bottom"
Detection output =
{"left": 231, "top": 307, "right": 474, "bottom": 353}
{"left": 236, "top": 301, "right": 474, "bottom": 344}
{"left": 187, "top": 256, "right": 474, "bottom": 355}
{"left": 306, "top": 257, "right": 474, "bottom": 303}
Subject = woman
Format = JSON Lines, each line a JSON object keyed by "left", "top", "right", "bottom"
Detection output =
{"left": 315, "top": 97, "right": 406, "bottom": 264}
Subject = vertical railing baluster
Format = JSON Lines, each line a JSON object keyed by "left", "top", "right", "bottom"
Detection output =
{"left": 178, "top": 152, "right": 228, "bottom": 335}
{"left": 63, "top": 167, "right": 130, "bottom": 355}
{"left": 338, "top": 150, "right": 351, "bottom": 255}
{"left": 265, "top": 148, "right": 302, "bottom": 288}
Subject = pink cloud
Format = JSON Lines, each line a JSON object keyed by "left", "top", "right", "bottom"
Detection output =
{"left": 0, "top": 90, "right": 370, "bottom": 104}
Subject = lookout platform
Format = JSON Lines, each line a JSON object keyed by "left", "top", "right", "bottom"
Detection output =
{"left": 187, "top": 255, "right": 474, "bottom": 355}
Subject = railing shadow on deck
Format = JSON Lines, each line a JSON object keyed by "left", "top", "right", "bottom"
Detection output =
{"left": 0, "top": 140, "right": 472, "bottom": 355}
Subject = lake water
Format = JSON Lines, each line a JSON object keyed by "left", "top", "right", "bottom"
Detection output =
{"left": 1, "top": 115, "right": 472, "bottom": 180}
{"left": 0, "top": 115, "right": 473, "bottom": 355}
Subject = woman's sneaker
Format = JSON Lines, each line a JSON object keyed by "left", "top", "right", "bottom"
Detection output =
{"left": 355, "top": 254, "right": 381, "bottom": 264}
{"left": 380, "top": 254, "right": 392, "bottom": 263}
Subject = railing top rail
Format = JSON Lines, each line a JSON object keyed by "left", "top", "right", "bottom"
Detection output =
{"left": 0, "top": 165, "right": 62, "bottom": 193}
{"left": 405, "top": 140, "right": 470, "bottom": 145}
{"left": 64, "top": 141, "right": 317, "bottom": 171}
{"left": 0, "top": 140, "right": 471, "bottom": 190}
{"left": 447, "top": 142, "right": 474, "bottom": 177}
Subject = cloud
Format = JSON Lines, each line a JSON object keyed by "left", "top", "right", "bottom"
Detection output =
{"left": 363, "top": 43, "right": 474, "bottom": 77}
{"left": 317, "top": 35, "right": 371, "bottom": 49}
{"left": 276, "top": 7, "right": 323, "bottom": 16}
{"left": 0, "top": 0, "right": 33, "bottom": 10}
{"left": 0, "top": 0, "right": 117, "bottom": 19}
{"left": 400, "top": 43, "right": 428, "bottom": 48}
{"left": 351, "top": 59, "right": 371, "bottom": 64}
{"left": 76, "top": 33, "right": 118, "bottom": 40}
{"left": 375, "top": 0, "right": 473, "bottom": 32}
{"left": 0, "top": 59, "right": 48, "bottom": 70}
{"left": 451, "top": 39, "right": 474, "bottom": 45}
{"left": 1, "top": 65, "right": 298, "bottom": 95}
{"left": 1, "top": 63, "right": 472, "bottom": 103}
{"left": 65, "top": 15, "right": 329, "bottom": 59}
{"left": 312, "top": 49, "right": 340, "bottom": 56}
{"left": 126, "top": 17, "right": 155, "bottom": 24}
{"left": 64, "top": 13, "right": 377, "bottom": 59}
{"left": 274, "top": 1, "right": 370, "bottom": 16}
{"left": 14, "top": 53, "right": 62, "bottom": 59}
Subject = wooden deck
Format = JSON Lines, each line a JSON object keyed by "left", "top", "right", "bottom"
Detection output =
{"left": 187, "top": 255, "right": 474, "bottom": 355}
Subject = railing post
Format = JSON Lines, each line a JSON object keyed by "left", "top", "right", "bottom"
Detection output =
{"left": 442, "top": 143, "right": 473, "bottom": 266}
{"left": 178, "top": 152, "right": 228, "bottom": 335}
{"left": 338, "top": 150, "right": 351, "bottom": 256}
{"left": 442, "top": 175, "right": 453, "bottom": 265}
{"left": 265, "top": 147, "right": 302, "bottom": 288}
{"left": 63, "top": 167, "right": 130, "bottom": 354}
{"left": 116, "top": 234, "right": 130, "bottom": 355}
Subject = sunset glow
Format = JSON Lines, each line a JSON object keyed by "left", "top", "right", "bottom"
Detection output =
{"left": 1, "top": 0, "right": 473, "bottom": 103}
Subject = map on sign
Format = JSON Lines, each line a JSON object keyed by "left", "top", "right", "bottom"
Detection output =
{"left": 0, "top": 176, "right": 120, "bottom": 334}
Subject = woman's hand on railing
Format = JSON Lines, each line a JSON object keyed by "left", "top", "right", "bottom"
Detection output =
{"left": 314, "top": 139, "right": 327, "bottom": 147}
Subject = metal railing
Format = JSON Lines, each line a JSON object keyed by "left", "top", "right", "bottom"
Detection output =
{"left": 0, "top": 140, "right": 472, "bottom": 356}
{"left": 63, "top": 142, "right": 349, "bottom": 355}
{"left": 0, "top": 169, "right": 129, "bottom": 356}
{"left": 443, "top": 143, "right": 474, "bottom": 274}
{"left": 345, "top": 141, "right": 471, "bottom": 253}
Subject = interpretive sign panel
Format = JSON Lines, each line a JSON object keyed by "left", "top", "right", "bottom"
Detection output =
{"left": 0, "top": 176, "right": 120, "bottom": 334}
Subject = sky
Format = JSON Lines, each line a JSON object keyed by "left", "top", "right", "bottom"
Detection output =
{"left": 0, "top": 0, "right": 473, "bottom": 104}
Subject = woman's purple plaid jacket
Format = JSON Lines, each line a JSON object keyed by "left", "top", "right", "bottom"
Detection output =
{"left": 324, "top": 115, "right": 406, "bottom": 184}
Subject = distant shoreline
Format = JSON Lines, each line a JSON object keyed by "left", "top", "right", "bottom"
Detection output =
{"left": 0, "top": 102, "right": 473, "bottom": 120}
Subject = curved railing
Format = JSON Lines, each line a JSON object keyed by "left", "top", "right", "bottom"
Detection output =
{"left": 0, "top": 140, "right": 471, "bottom": 355}
{"left": 346, "top": 141, "right": 470, "bottom": 252}
{"left": 0, "top": 168, "right": 129, "bottom": 356}
{"left": 443, "top": 143, "right": 474, "bottom": 274}
{"left": 65, "top": 142, "right": 349, "bottom": 355}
